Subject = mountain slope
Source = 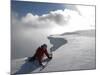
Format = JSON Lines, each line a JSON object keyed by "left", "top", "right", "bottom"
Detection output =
{"left": 11, "top": 30, "right": 95, "bottom": 74}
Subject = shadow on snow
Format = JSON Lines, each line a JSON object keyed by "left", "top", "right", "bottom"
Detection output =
{"left": 13, "top": 36, "right": 67, "bottom": 74}
{"left": 48, "top": 36, "right": 67, "bottom": 52}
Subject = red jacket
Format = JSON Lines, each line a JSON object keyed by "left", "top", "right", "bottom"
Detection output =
{"left": 35, "top": 47, "right": 49, "bottom": 60}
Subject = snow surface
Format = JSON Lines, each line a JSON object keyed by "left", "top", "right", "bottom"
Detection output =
{"left": 11, "top": 30, "right": 96, "bottom": 74}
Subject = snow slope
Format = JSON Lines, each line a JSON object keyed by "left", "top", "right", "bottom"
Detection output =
{"left": 11, "top": 30, "right": 96, "bottom": 74}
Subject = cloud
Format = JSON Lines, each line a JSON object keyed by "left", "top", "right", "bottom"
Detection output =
{"left": 21, "top": 9, "right": 74, "bottom": 28}
{"left": 11, "top": 5, "right": 95, "bottom": 59}
{"left": 11, "top": 8, "right": 77, "bottom": 59}
{"left": 47, "top": 5, "right": 95, "bottom": 34}
{"left": 12, "top": 5, "right": 95, "bottom": 34}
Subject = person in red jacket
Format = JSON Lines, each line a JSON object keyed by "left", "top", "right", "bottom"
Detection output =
{"left": 29, "top": 44, "right": 52, "bottom": 66}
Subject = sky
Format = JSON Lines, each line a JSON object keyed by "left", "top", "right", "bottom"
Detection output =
{"left": 11, "top": 1, "right": 79, "bottom": 17}
{"left": 11, "top": 1, "right": 95, "bottom": 34}
{"left": 11, "top": 1, "right": 95, "bottom": 59}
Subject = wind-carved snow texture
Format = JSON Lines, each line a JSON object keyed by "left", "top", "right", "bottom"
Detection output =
{"left": 11, "top": 30, "right": 95, "bottom": 74}
{"left": 12, "top": 36, "right": 67, "bottom": 74}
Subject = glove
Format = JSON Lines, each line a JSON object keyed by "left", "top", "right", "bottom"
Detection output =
{"left": 49, "top": 56, "right": 52, "bottom": 59}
